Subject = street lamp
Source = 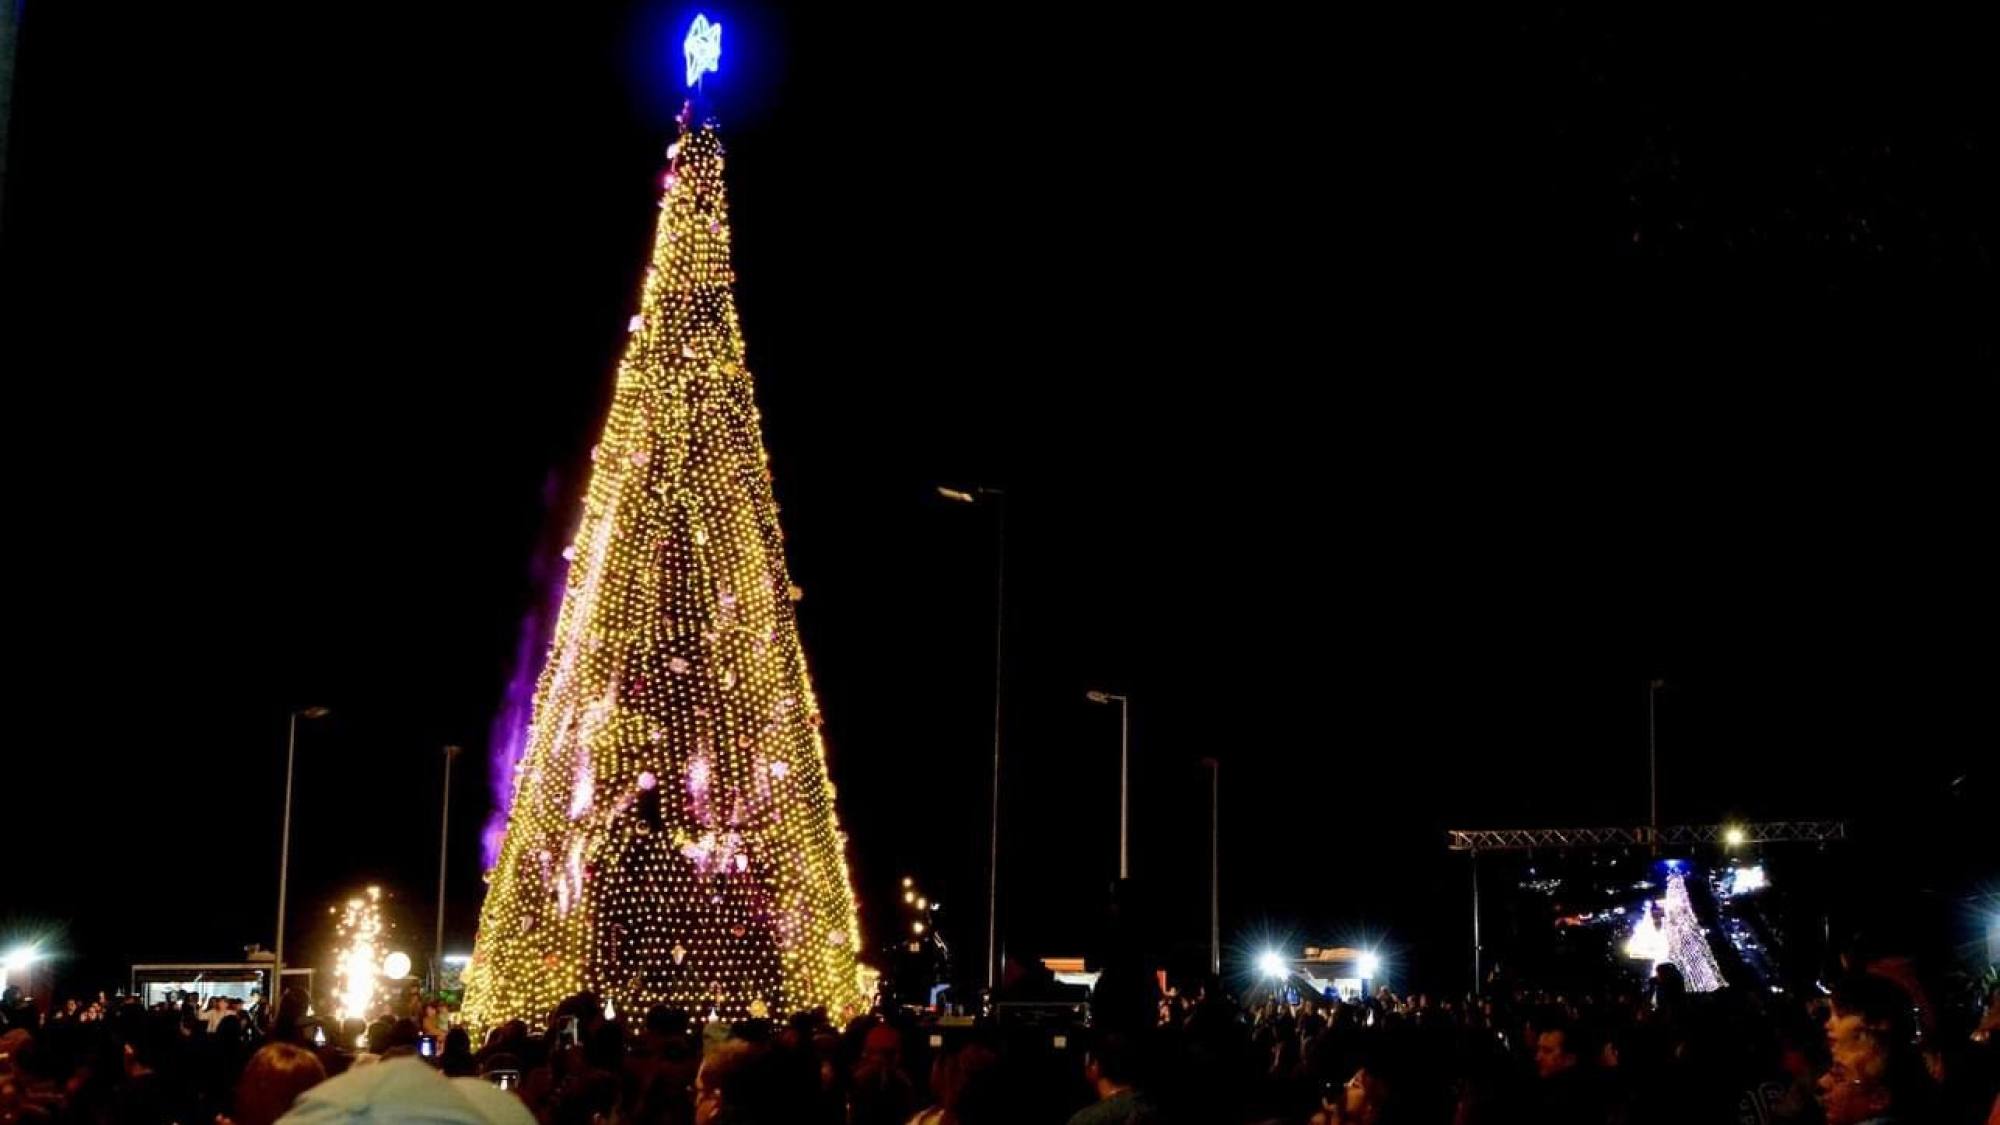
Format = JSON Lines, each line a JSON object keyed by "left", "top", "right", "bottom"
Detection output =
{"left": 434, "top": 745, "right": 462, "bottom": 991}
{"left": 274, "top": 706, "right": 330, "bottom": 999}
{"left": 1200, "top": 757, "right": 1220, "bottom": 976}
{"left": 936, "top": 483, "right": 1006, "bottom": 992}
{"left": 1085, "top": 691, "right": 1131, "bottom": 881}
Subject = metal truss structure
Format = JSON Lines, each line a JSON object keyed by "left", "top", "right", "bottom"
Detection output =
{"left": 1446, "top": 820, "right": 1847, "bottom": 853}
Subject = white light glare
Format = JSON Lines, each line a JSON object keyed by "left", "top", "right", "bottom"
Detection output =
{"left": 1357, "top": 952, "right": 1381, "bottom": 978}
{"left": 1257, "top": 950, "right": 1287, "bottom": 979}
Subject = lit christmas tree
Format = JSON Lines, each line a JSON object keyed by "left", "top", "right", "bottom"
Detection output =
{"left": 1658, "top": 867, "right": 1724, "bottom": 991}
{"left": 462, "top": 30, "right": 864, "bottom": 1026}
{"left": 1624, "top": 867, "right": 1725, "bottom": 993}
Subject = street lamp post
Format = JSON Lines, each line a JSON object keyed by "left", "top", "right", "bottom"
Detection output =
{"left": 1200, "top": 757, "right": 1220, "bottom": 976}
{"left": 274, "top": 706, "right": 330, "bottom": 999}
{"left": 937, "top": 484, "right": 1006, "bottom": 992}
{"left": 434, "top": 745, "right": 461, "bottom": 992}
{"left": 1647, "top": 679, "right": 1664, "bottom": 853}
{"left": 1085, "top": 691, "right": 1131, "bottom": 880}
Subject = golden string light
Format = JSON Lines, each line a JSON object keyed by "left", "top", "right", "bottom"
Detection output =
{"left": 462, "top": 110, "right": 865, "bottom": 1030}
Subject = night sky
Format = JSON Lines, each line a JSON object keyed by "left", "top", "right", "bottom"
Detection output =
{"left": 3, "top": 2, "right": 1992, "bottom": 996}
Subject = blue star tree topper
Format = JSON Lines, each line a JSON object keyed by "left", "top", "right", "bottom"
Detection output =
{"left": 684, "top": 14, "right": 722, "bottom": 88}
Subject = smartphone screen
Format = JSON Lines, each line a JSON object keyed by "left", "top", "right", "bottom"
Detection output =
{"left": 418, "top": 1035, "right": 437, "bottom": 1058}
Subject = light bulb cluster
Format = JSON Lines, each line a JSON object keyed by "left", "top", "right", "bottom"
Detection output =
{"left": 899, "top": 875, "right": 940, "bottom": 949}
{"left": 462, "top": 111, "right": 865, "bottom": 1031}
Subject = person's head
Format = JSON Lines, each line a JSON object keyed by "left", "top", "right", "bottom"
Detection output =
{"left": 1826, "top": 974, "right": 1916, "bottom": 1057}
{"left": 1083, "top": 1032, "right": 1138, "bottom": 1095}
{"left": 1818, "top": 975, "right": 1924, "bottom": 1125}
{"left": 1534, "top": 1027, "right": 1579, "bottom": 1079}
{"left": 645, "top": 1005, "right": 688, "bottom": 1039}
{"left": 584, "top": 1018, "right": 624, "bottom": 1071}
{"left": 1652, "top": 962, "right": 1686, "bottom": 1003}
{"left": 693, "top": 1038, "right": 812, "bottom": 1125}
{"left": 1816, "top": 1024, "right": 1927, "bottom": 1125}
{"left": 858, "top": 1024, "right": 901, "bottom": 1072}
{"left": 442, "top": 1028, "right": 471, "bottom": 1059}
{"left": 233, "top": 1041, "right": 328, "bottom": 1125}
{"left": 276, "top": 988, "right": 312, "bottom": 1032}
{"left": 1339, "top": 1066, "right": 1393, "bottom": 1123}
{"left": 928, "top": 1040, "right": 998, "bottom": 1111}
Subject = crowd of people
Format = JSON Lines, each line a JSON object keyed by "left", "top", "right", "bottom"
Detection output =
{"left": 3, "top": 961, "right": 1997, "bottom": 1125}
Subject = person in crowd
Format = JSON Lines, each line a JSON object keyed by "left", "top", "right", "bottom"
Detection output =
{"left": 1067, "top": 1032, "right": 1154, "bottom": 1125}
{"left": 6, "top": 948, "right": 1997, "bottom": 1125}
{"left": 226, "top": 1042, "right": 328, "bottom": 1125}
{"left": 1819, "top": 974, "right": 1931, "bottom": 1125}
{"left": 1311, "top": 1064, "right": 1397, "bottom": 1125}
{"left": 1532, "top": 1019, "right": 1602, "bottom": 1125}
{"left": 434, "top": 1028, "right": 476, "bottom": 1079}
{"left": 269, "top": 989, "right": 314, "bottom": 1048}
{"left": 909, "top": 1039, "right": 999, "bottom": 1125}
{"left": 848, "top": 1023, "right": 915, "bottom": 1125}
{"left": 276, "top": 1056, "right": 531, "bottom": 1124}
{"left": 692, "top": 1037, "right": 815, "bottom": 1125}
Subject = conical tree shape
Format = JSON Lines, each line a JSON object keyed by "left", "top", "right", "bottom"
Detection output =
{"left": 463, "top": 111, "right": 865, "bottom": 1027}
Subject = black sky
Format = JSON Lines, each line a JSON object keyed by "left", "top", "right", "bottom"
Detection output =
{"left": 2, "top": 1, "right": 1993, "bottom": 995}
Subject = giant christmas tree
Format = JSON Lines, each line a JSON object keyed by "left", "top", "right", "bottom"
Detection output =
{"left": 463, "top": 86, "right": 865, "bottom": 1027}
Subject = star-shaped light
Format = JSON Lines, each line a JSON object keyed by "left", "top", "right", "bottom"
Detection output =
{"left": 684, "top": 14, "right": 722, "bottom": 88}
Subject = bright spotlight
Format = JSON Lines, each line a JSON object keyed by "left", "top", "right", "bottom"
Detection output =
{"left": 381, "top": 951, "right": 412, "bottom": 980}
{"left": 1, "top": 945, "right": 40, "bottom": 988}
{"left": 1257, "top": 950, "right": 1287, "bottom": 979}
{"left": 1723, "top": 825, "right": 1747, "bottom": 847}
{"left": 1357, "top": 952, "right": 1381, "bottom": 979}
